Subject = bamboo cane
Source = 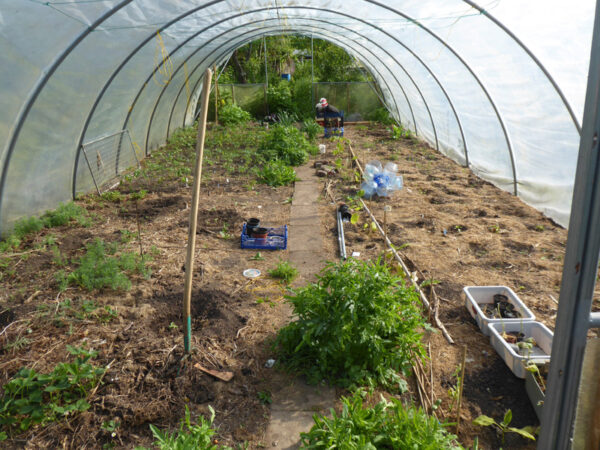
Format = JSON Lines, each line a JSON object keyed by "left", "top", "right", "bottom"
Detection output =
{"left": 183, "top": 68, "right": 212, "bottom": 353}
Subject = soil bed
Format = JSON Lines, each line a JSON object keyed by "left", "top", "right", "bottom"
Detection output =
{"left": 0, "top": 121, "right": 589, "bottom": 449}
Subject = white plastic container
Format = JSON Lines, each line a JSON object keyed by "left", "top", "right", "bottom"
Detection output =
{"left": 463, "top": 286, "right": 535, "bottom": 336}
{"left": 488, "top": 321, "right": 553, "bottom": 378}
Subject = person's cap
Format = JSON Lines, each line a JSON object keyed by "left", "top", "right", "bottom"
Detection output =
{"left": 320, "top": 97, "right": 328, "bottom": 106}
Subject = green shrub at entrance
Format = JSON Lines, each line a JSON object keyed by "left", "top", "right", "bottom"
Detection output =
{"left": 274, "top": 259, "right": 427, "bottom": 389}
{"left": 258, "top": 124, "right": 317, "bottom": 166}
{"left": 300, "top": 390, "right": 462, "bottom": 449}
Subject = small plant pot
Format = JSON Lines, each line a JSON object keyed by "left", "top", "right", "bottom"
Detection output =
{"left": 463, "top": 286, "right": 535, "bottom": 336}
{"left": 488, "top": 321, "right": 553, "bottom": 378}
{"left": 525, "top": 363, "right": 547, "bottom": 420}
{"left": 246, "top": 218, "right": 260, "bottom": 236}
{"left": 251, "top": 227, "right": 269, "bottom": 239}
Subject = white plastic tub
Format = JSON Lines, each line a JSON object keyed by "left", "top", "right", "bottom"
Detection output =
{"left": 463, "top": 286, "right": 535, "bottom": 336}
{"left": 488, "top": 321, "right": 553, "bottom": 378}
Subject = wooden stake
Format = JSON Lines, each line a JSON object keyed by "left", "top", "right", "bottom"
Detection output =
{"left": 213, "top": 65, "right": 218, "bottom": 126}
{"left": 456, "top": 345, "right": 467, "bottom": 434}
{"left": 183, "top": 68, "right": 212, "bottom": 354}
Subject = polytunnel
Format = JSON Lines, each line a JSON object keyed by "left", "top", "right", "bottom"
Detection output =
{"left": 1, "top": 1, "right": 600, "bottom": 446}
{"left": 0, "top": 0, "right": 595, "bottom": 234}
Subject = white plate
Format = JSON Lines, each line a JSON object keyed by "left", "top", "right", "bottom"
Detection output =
{"left": 243, "top": 268, "right": 261, "bottom": 278}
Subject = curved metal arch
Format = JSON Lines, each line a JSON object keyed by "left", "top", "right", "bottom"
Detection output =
{"left": 0, "top": 0, "right": 134, "bottom": 231}
{"left": 4, "top": 0, "right": 520, "bottom": 220}
{"left": 160, "top": 14, "right": 450, "bottom": 141}
{"left": 462, "top": 0, "right": 581, "bottom": 135}
{"left": 146, "top": 23, "right": 411, "bottom": 156}
{"left": 165, "top": 18, "right": 419, "bottom": 140}
{"left": 366, "top": 1, "right": 521, "bottom": 194}
{"left": 168, "top": 24, "right": 406, "bottom": 135}
{"left": 171, "top": 17, "right": 469, "bottom": 166}
{"left": 71, "top": 0, "right": 232, "bottom": 198}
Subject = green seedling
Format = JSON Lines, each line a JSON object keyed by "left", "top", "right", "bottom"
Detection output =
{"left": 473, "top": 410, "right": 536, "bottom": 443}
{"left": 257, "top": 391, "right": 272, "bottom": 405}
{"left": 250, "top": 252, "right": 265, "bottom": 261}
{"left": 148, "top": 405, "right": 221, "bottom": 450}
{"left": 268, "top": 261, "right": 298, "bottom": 284}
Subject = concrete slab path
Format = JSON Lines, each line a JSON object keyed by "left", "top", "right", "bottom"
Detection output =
{"left": 263, "top": 163, "right": 335, "bottom": 449}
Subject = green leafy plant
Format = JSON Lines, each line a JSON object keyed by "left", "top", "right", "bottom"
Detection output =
{"left": 148, "top": 405, "right": 224, "bottom": 450}
{"left": 0, "top": 346, "right": 105, "bottom": 436}
{"left": 250, "top": 252, "right": 264, "bottom": 261}
{"left": 257, "top": 391, "right": 272, "bottom": 405}
{"left": 60, "top": 238, "right": 151, "bottom": 292}
{"left": 219, "top": 103, "right": 252, "bottom": 126}
{"left": 473, "top": 410, "right": 536, "bottom": 443}
{"left": 274, "top": 259, "right": 427, "bottom": 388}
{"left": 258, "top": 161, "right": 297, "bottom": 187}
{"left": 367, "top": 107, "right": 395, "bottom": 125}
{"left": 300, "top": 390, "right": 462, "bottom": 449}
{"left": 100, "top": 191, "right": 125, "bottom": 203}
{"left": 302, "top": 119, "right": 322, "bottom": 142}
{"left": 258, "top": 124, "right": 317, "bottom": 166}
{"left": 446, "top": 365, "right": 462, "bottom": 413}
{"left": 269, "top": 260, "right": 298, "bottom": 284}
{"left": 0, "top": 202, "right": 90, "bottom": 252}
{"left": 275, "top": 111, "right": 298, "bottom": 127}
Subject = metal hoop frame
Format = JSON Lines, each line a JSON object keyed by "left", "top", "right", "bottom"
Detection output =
{"left": 3, "top": 0, "right": 578, "bottom": 226}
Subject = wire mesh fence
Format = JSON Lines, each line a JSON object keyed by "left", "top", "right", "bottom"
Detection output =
{"left": 206, "top": 81, "right": 384, "bottom": 121}
{"left": 80, "top": 130, "right": 140, "bottom": 194}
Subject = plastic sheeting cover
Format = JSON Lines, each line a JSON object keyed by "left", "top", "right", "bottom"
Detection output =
{"left": 0, "top": 0, "right": 594, "bottom": 232}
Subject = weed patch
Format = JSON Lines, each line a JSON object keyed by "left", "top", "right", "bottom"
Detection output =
{"left": 258, "top": 125, "right": 317, "bottom": 166}
{"left": 57, "top": 238, "right": 150, "bottom": 292}
{"left": 268, "top": 260, "right": 298, "bottom": 284}
{"left": 274, "top": 259, "right": 427, "bottom": 389}
{"left": 300, "top": 390, "right": 462, "bottom": 449}
{"left": 146, "top": 405, "right": 229, "bottom": 450}
{"left": 0, "top": 346, "right": 105, "bottom": 436}
{"left": 0, "top": 202, "right": 90, "bottom": 252}
{"left": 258, "top": 161, "right": 297, "bottom": 187}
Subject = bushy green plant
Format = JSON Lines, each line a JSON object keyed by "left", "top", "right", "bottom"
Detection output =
{"left": 473, "top": 410, "right": 536, "bottom": 443}
{"left": 267, "top": 83, "right": 294, "bottom": 114}
{"left": 43, "top": 202, "right": 91, "bottom": 228}
{"left": 268, "top": 260, "right": 298, "bottom": 283}
{"left": 219, "top": 104, "right": 252, "bottom": 126}
{"left": 149, "top": 405, "right": 223, "bottom": 450}
{"left": 258, "top": 124, "right": 317, "bottom": 166}
{"left": 302, "top": 119, "right": 322, "bottom": 142}
{"left": 291, "top": 78, "right": 314, "bottom": 119}
{"left": 0, "top": 346, "right": 105, "bottom": 436}
{"left": 367, "top": 107, "right": 395, "bottom": 125}
{"left": 60, "top": 238, "right": 150, "bottom": 292}
{"left": 274, "top": 259, "right": 427, "bottom": 388}
{"left": 390, "top": 124, "right": 412, "bottom": 140}
{"left": 0, "top": 202, "right": 90, "bottom": 252}
{"left": 258, "top": 161, "right": 297, "bottom": 187}
{"left": 100, "top": 191, "right": 125, "bottom": 203}
{"left": 301, "top": 390, "right": 462, "bottom": 449}
{"left": 275, "top": 111, "right": 298, "bottom": 127}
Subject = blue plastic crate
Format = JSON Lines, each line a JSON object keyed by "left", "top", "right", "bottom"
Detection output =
{"left": 241, "top": 223, "right": 287, "bottom": 250}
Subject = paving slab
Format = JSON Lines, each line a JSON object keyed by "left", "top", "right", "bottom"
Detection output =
{"left": 264, "top": 162, "right": 333, "bottom": 449}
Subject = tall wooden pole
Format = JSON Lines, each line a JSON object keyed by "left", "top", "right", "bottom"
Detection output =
{"left": 213, "top": 65, "right": 218, "bottom": 126}
{"left": 183, "top": 68, "right": 212, "bottom": 354}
